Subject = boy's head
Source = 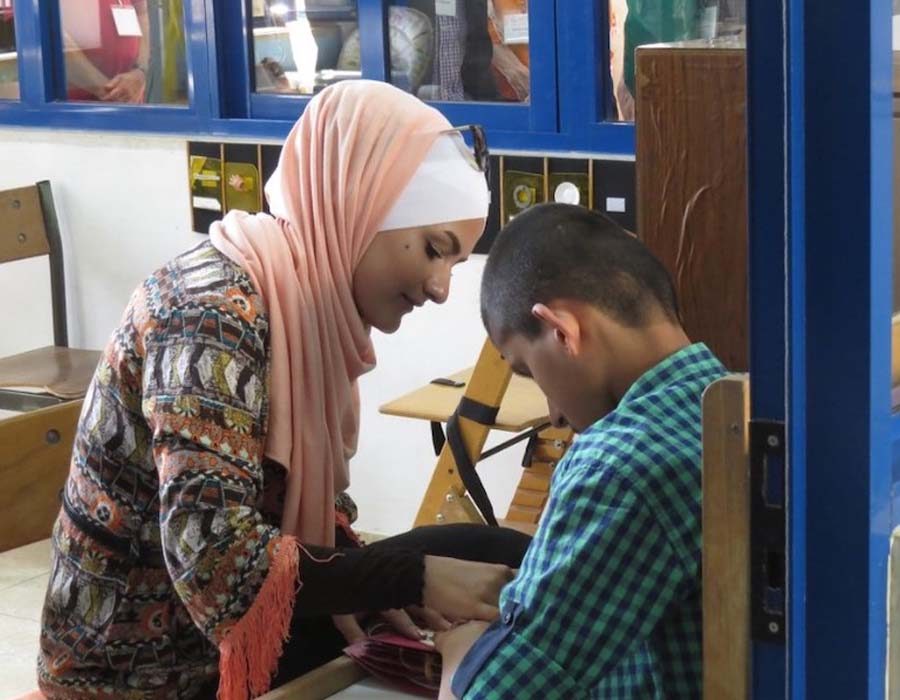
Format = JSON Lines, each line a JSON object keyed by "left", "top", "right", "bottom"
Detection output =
{"left": 481, "top": 203, "right": 688, "bottom": 432}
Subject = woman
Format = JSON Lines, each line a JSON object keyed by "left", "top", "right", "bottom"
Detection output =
{"left": 38, "top": 81, "right": 529, "bottom": 700}
{"left": 61, "top": 0, "right": 149, "bottom": 103}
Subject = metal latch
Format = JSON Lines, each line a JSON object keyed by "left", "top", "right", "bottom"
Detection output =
{"left": 749, "top": 419, "right": 786, "bottom": 642}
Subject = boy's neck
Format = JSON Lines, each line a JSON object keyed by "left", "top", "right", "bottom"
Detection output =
{"left": 607, "top": 322, "right": 692, "bottom": 404}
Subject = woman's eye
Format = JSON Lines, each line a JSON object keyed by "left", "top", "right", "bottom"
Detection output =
{"left": 426, "top": 242, "right": 443, "bottom": 260}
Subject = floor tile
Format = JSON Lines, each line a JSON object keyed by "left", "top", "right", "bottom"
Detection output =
{"left": 0, "top": 540, "right": 51, "bottom": 592}
{"left": 0, "top": 574, "right": 49, "bottom": 622}
{"left": 0, "top": 613, "right": 40, "bottom": 698}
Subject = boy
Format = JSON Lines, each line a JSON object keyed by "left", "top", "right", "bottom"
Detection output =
{"left": 436, "top": 203, "right": 727, "bottom": 699}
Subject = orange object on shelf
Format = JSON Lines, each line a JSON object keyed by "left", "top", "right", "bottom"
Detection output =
{"left": 487, "top": 0, "right": 529, "bottom": 101}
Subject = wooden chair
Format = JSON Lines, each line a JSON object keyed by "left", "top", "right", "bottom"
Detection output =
{"left": 0, "top": 182, "right": 101, "bottom": 552}
{"left": 380, "top": 338, "right": 572, "bottom": 535}
{"left": 702, "top": 374, "right": 751, "bottom": 699}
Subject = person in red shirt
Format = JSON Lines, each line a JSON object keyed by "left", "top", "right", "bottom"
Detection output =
{"left": 60, "top": 0, "right": 149, "bottom": 102}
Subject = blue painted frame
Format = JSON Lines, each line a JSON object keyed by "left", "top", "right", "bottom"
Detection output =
{"left": 0, "top": 0, "right": 638, "bottom": 154}
{"left": 747, "top": 0, "right": 895, "bottom": 697}
{"left": 745, "top": 0, "right": 788, "bottom": 692}
{"left": 556, "top": 0, "right": 635, "bottom": 155}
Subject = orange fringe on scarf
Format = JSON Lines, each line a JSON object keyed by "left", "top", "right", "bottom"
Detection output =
{"left": 217, "top": 535, "right": 300, "bottom": 700}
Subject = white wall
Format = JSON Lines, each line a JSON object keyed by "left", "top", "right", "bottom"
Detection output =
{"left": 0, "top": 127, "right": 525, "bottom": 536}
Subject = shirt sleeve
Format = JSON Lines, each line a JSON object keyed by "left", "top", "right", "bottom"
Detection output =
{"left": 453, "top": 464, "right": 692, "bottom": 700}
{"left": 142, "top": 314, "right": 425, "bottom": 643}
{"left": 142, "top": 313, "right": 287, "bottom": 644}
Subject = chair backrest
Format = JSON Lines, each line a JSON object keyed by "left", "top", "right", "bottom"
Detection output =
{"left": 0, "top": 181, "right": 68, "bottom": 346}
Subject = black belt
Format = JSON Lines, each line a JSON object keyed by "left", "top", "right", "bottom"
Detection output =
{"left": 445, "top": 397, "right": 500, "bottom": 527}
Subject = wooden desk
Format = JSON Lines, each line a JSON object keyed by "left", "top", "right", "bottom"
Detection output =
{"left": 257, "top": 658, "right": 422, "bottom": 700}
{"left": 379, "top": 367, "right": 549, "bottom": 432}
{"left": 257, "top": 658, "right": 366, "bottom": 700}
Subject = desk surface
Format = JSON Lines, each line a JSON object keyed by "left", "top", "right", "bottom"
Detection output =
{"left": 327, "top": 678, "right": 423, "bottom": 699}
{"left": 379, "top": 367, "right": 549, "bottom": 433}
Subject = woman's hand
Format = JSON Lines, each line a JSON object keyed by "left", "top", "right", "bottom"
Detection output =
{"left": 102, "top": 68, "right": 146, "bottom": 103}
{"left": 423, "top": 555, "right": 515, "bottom": 622}
{"left": 331, "top": 606, "right": 451, "bottom": 646}
{"left": 407, "top": 604, "right": 453, "bottom": 631}
{"left": 331, "top": 613, "right": 366, "bottom": 645}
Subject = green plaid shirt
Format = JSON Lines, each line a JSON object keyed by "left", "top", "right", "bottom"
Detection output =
{"left": 452, "top": 344, "right": 726, "bottom": 699}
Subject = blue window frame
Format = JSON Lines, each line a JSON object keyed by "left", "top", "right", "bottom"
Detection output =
{"left": 556, "top": 0, "right": 635, "bottom": 156}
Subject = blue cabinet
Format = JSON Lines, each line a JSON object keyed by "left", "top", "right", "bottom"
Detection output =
{"left": 0, "top": 0, "right": 636, "bottom": 154}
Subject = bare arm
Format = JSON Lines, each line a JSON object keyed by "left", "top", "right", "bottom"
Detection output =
{"left": 101, "top": 1, "right": 149, "bottom": 103}
{"left": 62, "top": 31, "right": 111, "bottom": 98}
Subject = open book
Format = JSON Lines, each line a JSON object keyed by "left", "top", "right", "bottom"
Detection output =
{"left": 344, "top": 622, "right": 441, "bottom": 697}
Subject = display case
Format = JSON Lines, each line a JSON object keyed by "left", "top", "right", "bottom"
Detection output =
{"left": 0, "top": 0, "right": 18, "bottom": 100}
{"left": 0, "top": 0, "right": 599, "bottom": 152}
{"left": 0, "top": 0, "right": 212, "bottom": 131}
{"left": 220, "top": 0, "right": 557, "bottom": 137}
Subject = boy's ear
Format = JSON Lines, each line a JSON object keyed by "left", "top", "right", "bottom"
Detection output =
{"left": 531, "top": 302, "right": 582, "bottom": 356}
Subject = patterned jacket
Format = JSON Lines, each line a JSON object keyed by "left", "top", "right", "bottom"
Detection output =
{"left": 39, "top": 242, "right": 295, "bottom": 699}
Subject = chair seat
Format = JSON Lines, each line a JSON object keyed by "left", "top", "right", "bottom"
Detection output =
{"left": 0, "top": 346, "right": 101, "bottom": 399}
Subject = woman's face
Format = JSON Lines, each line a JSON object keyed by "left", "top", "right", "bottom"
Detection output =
{"left": 353, "top": 218, "right": 484, "bottom": 333}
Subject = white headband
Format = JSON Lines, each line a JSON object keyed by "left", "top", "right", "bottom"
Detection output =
{"left": 378, "top": 134, "right": 491, "bottom": 232}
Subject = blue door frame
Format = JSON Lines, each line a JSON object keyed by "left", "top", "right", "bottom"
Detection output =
{"left": 747, "top": 0, "right": 895, "bottom": 697}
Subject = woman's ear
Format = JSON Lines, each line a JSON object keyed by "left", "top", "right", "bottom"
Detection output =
{"left": 531, "top": 302, "right": 582, "bottom": 356}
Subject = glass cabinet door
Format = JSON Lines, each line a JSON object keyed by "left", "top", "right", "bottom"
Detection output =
{"left": 248, "top": 0, "right": 359, "bottom": 96}
{"left": 382, "top": 0, "right": 530, "bottom": 104}
{"left": 241, "top": 0, "right": 555, "bottom": 136}
{"left": 57, "top": 0, "right": 189, "bottom": 105}
{"left": 384, "top": 0, "right": 555, "bottom": 135}
{"left": 607, "top": 0, "right": 745, "bottom": 121}
{"left": 892, "top": 1, "right": 899, "bottom": 404}
{"left": 0, "top": 0, "right": 19, "bottom": 100}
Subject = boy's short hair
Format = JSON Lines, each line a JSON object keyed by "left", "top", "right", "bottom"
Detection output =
{"left": 481, "top": 203, "right": 681, "bottom": 342}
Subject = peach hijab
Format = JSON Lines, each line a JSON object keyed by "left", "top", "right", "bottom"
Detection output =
{"left": 210, "top": 81, "right": 453, "bottom": 547}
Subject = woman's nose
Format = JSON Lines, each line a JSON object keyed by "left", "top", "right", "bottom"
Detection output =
{"left": 424, "top": 268, "right": 451, "bottom": 304}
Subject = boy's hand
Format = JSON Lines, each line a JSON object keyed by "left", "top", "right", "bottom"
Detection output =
{"left": 435, "top": 620, "right": 490, "bottom": 700}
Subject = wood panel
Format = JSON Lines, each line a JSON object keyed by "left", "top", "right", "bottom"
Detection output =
{"left": 0, "top": 400, "right": 81, "bottom": 552}
{"left": 702, "top": 375, "right": 750, "bottom": 700}
{"left": 0, "top": 185, "right": 51, "bottom": 264}
{"left": 504, "top": 427, "right": 570, "bottom": 526}
{"left": 636, "top": 45, "right": 748, "bottom": 370}
{"left": 256, "top": 657, "right": 367, "bottom": 700}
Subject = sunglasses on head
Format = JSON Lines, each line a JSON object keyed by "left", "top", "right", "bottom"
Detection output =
{"left": 441, "top": 124, "right": 491, "bottom": 185}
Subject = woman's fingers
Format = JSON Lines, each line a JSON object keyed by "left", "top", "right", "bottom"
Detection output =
{"left": 382, "top": 608, "right": 424, "bottom": 640}
{"left": 331, "top": 613, "right": 366, "bottom": 644}
{"left": 408, "top": 604, "right": 453, "bottom": 631}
